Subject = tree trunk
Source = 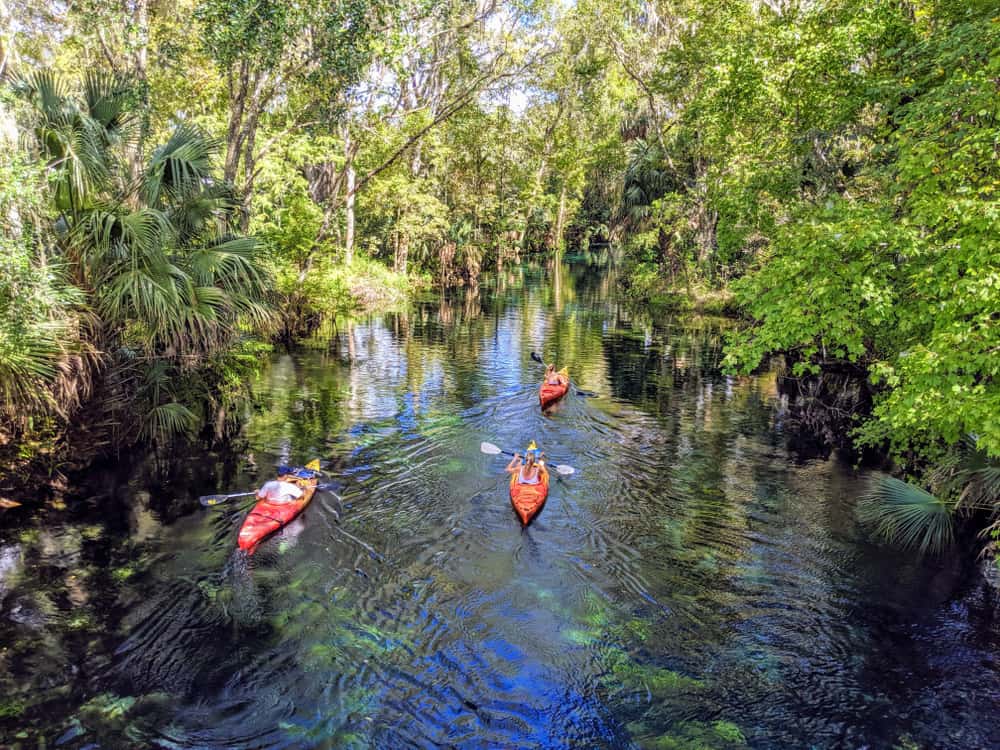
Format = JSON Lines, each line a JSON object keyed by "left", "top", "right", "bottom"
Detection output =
{"left": 396, "top": 233, "right": 409, "bottom": 274}
{"left": 223, "top": 67, "right": 268, "bottom": 187}
{"left": 0, "top": 0, "right": 13, "bottom": 80}
{"left": 344, "top": 138, "right": 356, "bottom": 265}
{"left": 239, "top": 125, "right": 257, "bottom": 233}
{"left": 128, "top": 0, "right": 149, "bottom": 185}
{"left": 554, "top": 185, "right": 567, "bottom": 251}
{"left": 658, "top": 226, "right": 677, "bottom": 285}
{"left": 695, "top": 203, "right": 718, "bottom": 271}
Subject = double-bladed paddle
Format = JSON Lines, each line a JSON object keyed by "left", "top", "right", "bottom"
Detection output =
{"left": 199, "top": 459, "right": 329, "bottom": 507}
{"left": 200, "top": 490, "right": 256, "bottom": 507}
{"left": 199, "top": 482, "right": 347, "bottom": 508}
{"left": 530, "top": 351, "right": 598, "bottom": 398}
{"left": 480, "top": 441, "right": 576, "bottom": 476}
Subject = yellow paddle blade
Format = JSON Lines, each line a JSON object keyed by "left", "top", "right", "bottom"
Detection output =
{"left": 305, "top": 459, "right": 321, "bottom": 471}
{"left": 558, "top": 367, "right": 569, "bottom": 376}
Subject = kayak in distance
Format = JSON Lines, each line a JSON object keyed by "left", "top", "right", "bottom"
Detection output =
{"left": 539, "top": 366, "right": 570, "bottom": 409}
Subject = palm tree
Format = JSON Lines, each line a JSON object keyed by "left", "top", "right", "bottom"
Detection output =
{"left": 15, "top": 70, "right": 273, "bottom": 443}
{"left": 858, "top": 436, "right": 1000, "bottom": 557}
{"left": 618, "top": 138, "right": 672, "bottom": 231}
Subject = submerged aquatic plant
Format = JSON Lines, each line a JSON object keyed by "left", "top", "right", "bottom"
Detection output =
{"left": 627, "top": 718, "right": 748, "bottom": 750}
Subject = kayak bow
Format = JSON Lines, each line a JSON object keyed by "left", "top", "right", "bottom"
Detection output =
{"left": 509, "top": 464, "right": 550, "bottom": 525}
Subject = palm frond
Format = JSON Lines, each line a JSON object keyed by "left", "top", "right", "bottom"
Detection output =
{"left": 169, "top": 183, "right": 234, "bottom": 243}
{"left": 857, "top": 475, "right": 955, "bottom": 556}
{"left": 143, "top": 124, "right": 218, "bottom": 207}
{"left": 140, "top": 400, "right": 198, "bottom": 443}
{"left": 189, "top": 237, "right": 268, "bottom": 292}
{"left": 17, "top": 70, "right": 72, "bottom": 126}
{"left": 81, "top": 72, "right": 133, "bottom": 141}
{"left": 929, "top": 435, "right": 1000, "bottom": 513}
{"left": 98, "top": 264, "right": 183, "bottom": 345}
{"left": 73, "top": 207, "right": 169, "bottom": 277}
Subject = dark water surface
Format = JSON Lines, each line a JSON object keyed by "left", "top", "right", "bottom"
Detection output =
{"left": 2, "top": 256, "right": 998, "bottom": 749}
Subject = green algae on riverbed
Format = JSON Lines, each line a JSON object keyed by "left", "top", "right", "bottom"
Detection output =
{"left": 628, "top": 719, "right": 748, "bottom": 750}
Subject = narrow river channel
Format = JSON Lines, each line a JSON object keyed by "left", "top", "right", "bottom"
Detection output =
{"left": 1, "top": 254, "right": 998, "bottom": 749}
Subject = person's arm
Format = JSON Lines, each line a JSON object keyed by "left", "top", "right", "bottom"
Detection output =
{"left": 505, "top": 453, "right": 522, "bottom": 473}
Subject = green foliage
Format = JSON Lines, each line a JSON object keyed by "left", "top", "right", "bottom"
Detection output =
{"left": 723, "top": 200, "right": 903, "bottom": 376}
{"left": 196, "top": 0, "right": 378, "bottom": 78}
{"left": 6, "top": 70, "right": 274, "bottom": 447}
{"left": 857, "top": 475, "right": 955, "bottom": 556}
{"left": 0, "top": 93, "right": 84, "bottom": 427}
{"left": 711, "top": 2, "right": 1000, "bottom": 464}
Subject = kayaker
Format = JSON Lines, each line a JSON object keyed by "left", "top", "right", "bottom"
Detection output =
{"left": 256, "top": 478, "right": 303, "bottom": 504}
{"left": 506, "top": 441, "right": 544, "bottom": 485}
{"left": 544, "top": 364, "right": 568, "bottom": 387}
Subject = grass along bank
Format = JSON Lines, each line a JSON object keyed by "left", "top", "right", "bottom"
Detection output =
{"left": 620, "top": 262, "right": 737, "bottom": 317}
{"left": 274, "top": 255, "right": 430, "bottom": 342}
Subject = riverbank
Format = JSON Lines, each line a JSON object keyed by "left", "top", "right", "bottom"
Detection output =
{"left": 619, "top": 263, "right": 738, "bottom": 317}
{"left": 0, "top": 258, "right": 431, "bottom": 505}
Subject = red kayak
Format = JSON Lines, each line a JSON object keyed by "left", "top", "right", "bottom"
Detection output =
{"left": 237, "top": 471, "right": 318, "bottom": 553}
{"left": 509, "top": 465, "right": 550, "bottom": 525}
{"left": 539, "top": 368, "right": 570, "bottom": 409}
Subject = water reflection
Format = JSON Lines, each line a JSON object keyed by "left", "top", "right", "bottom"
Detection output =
{"left": 1, "top": 256, "right": 998, "bottom": 749}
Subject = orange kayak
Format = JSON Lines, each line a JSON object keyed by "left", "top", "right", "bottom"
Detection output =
{"left": 237, "top": 472, "right": 318, "bottom": 553}
{"left": 509, "top": 465, "right": 550, "bottom": 525}
{"left": 539, "top": 368, "right": 570, "bottom": 409}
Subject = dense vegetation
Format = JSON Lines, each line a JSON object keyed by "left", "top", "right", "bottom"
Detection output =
{"left": 582, "top": 0, "right": 998, "bottom": 555}
{"left": 1, "top": 0, "right": 996, "bottom": 555}
{"left": 0, "top": 0, "right": 618, "bottom": 465}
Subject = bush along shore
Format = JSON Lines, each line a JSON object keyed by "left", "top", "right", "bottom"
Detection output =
{"left": 608, "top": 1, "right": 999, "bottom": 560}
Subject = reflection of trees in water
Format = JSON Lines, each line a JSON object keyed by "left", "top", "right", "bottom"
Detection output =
{"left": 601, "top": 316, "right": 730, "bottom": 408}
{"left": 774, "top": 370, "right": 874, "bottom": 462}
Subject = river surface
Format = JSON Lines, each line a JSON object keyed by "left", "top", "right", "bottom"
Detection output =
{"left": 1, "top": 255, "right": 998, "bottom": 749}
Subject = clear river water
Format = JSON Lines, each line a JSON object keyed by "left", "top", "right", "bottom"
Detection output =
{"left": 1, "top": 254, "right": 998, "bottom": 749}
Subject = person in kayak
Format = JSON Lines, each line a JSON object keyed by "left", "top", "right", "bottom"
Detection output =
{"left": 256, "top": 478, "right": 304, "bottom": 504}
{"left": 544, "top": 364, "right": 568, "bottom": 387}
{"left": 506, "top": 441, "right": 544, "bottom": 485}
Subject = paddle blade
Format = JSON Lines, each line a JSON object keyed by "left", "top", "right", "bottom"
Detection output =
{"left": 530, "top": 351, "right": 544, "bottom": 364}
{"left": 480, "top": 441, "right": 503, "bottom": 455}
{"left": 199, "top": 495, "right": 228, "bottom": 507}
{"left": 553, "top": 464, "right": 576, "bottom": 476}
{"left": 305, "top": 459, "right": 321, "bottom": 471}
